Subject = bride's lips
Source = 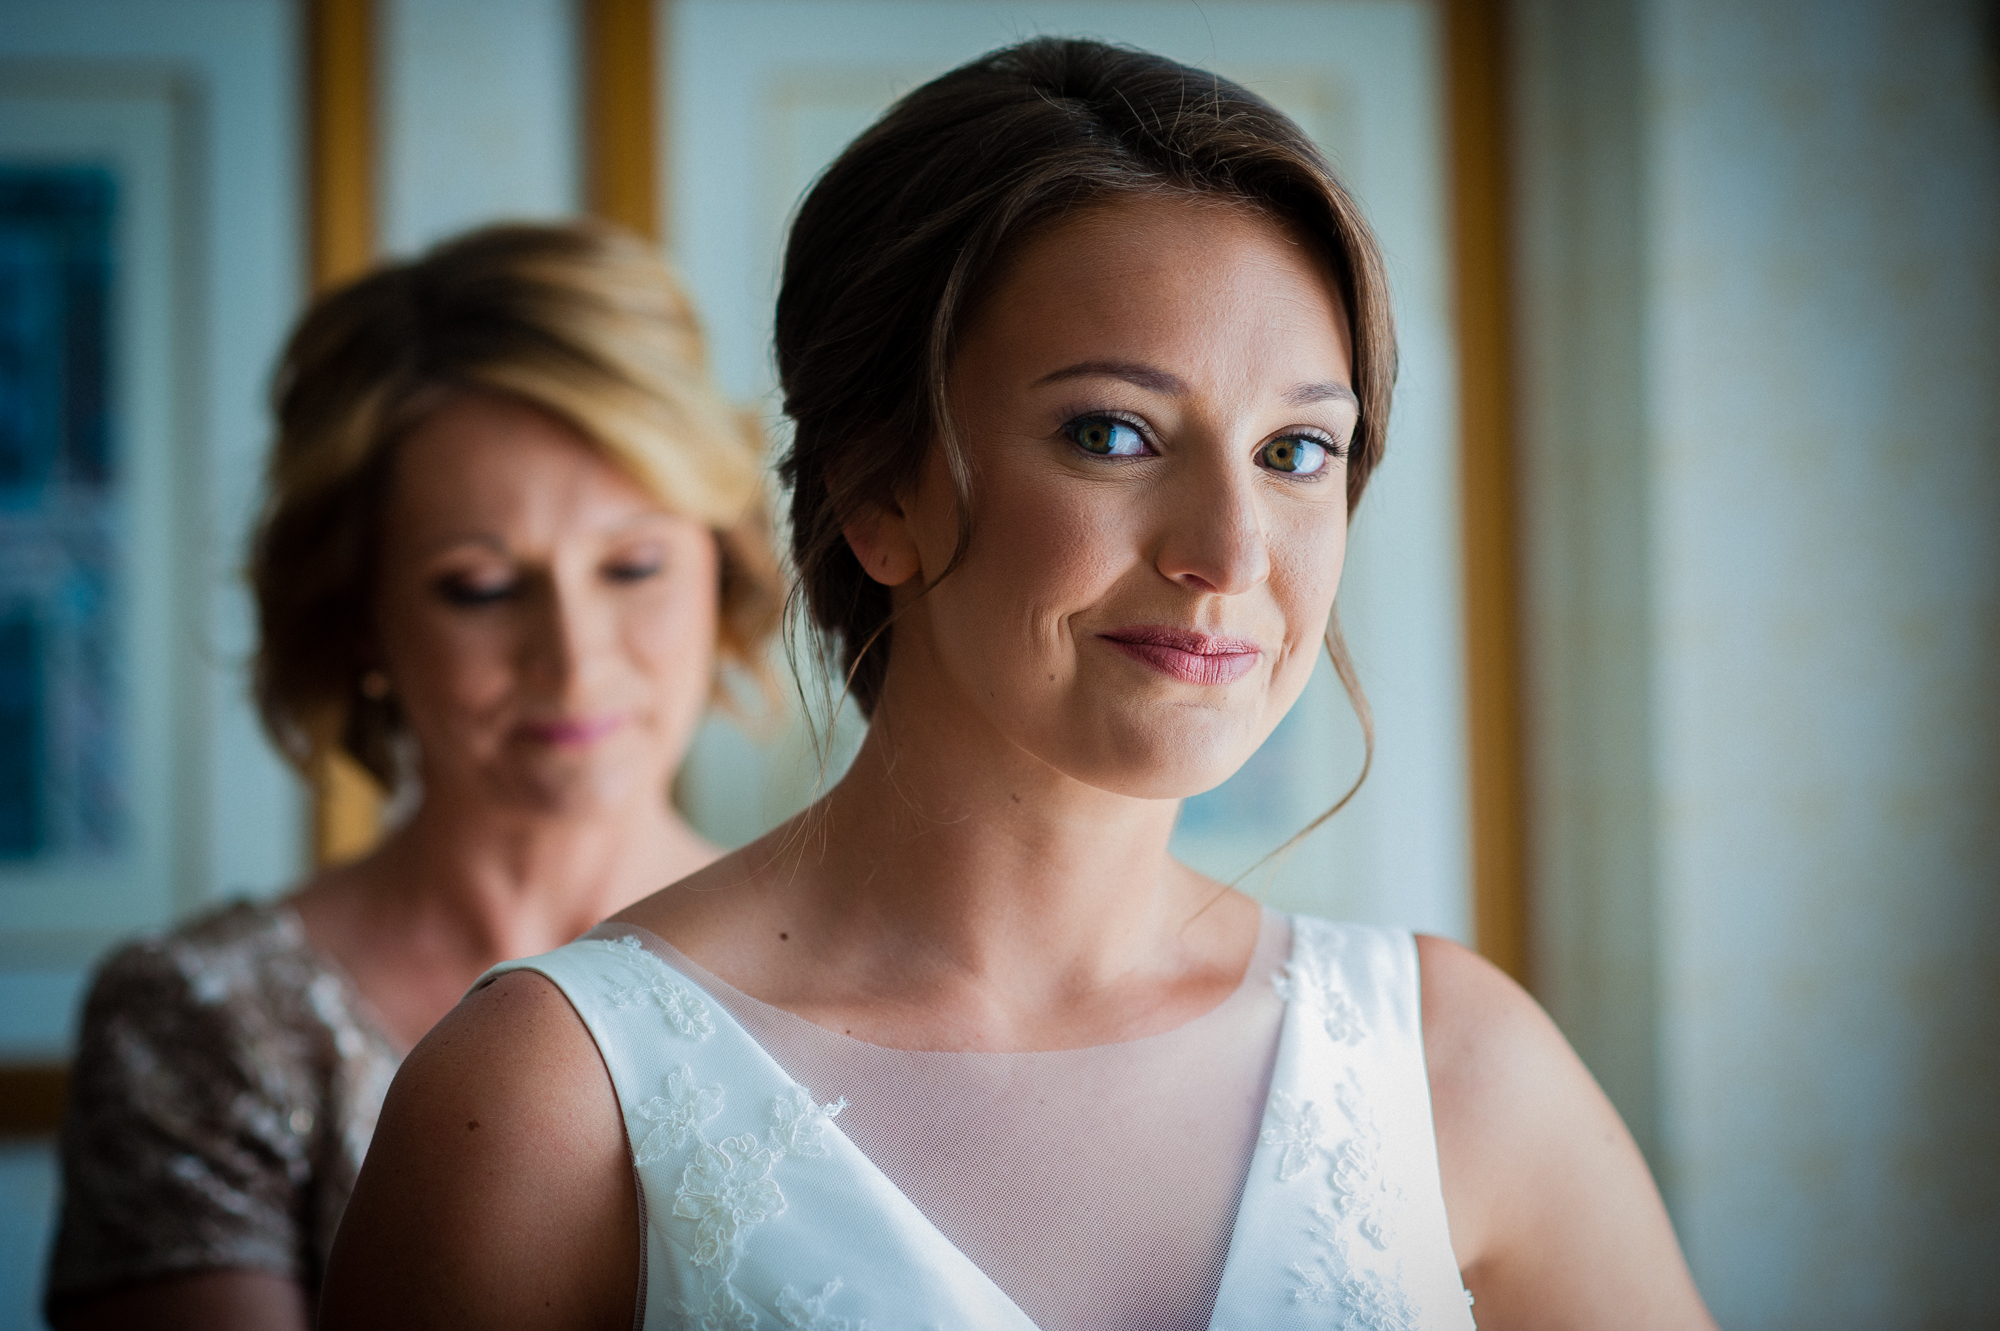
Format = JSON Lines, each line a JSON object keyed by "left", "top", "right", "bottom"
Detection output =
{"left": 514, "top": 714, "right": 625, "bottom": 747}
{"left": 1097, "top": 626, "right": 1262, "bottom": 685}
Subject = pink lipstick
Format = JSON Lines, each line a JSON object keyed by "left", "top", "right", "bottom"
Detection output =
{"left": 1097, "top": 626, "right": 1262, "bottom": 686}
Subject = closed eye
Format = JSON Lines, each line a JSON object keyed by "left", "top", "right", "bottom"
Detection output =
{"left": 604, "top": 557, "right": 664, "bottom": 584}
{"left": 434, "top": 574, "right": 516, "bottom": 607}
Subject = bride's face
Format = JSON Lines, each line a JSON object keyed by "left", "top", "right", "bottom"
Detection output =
{"left": 853, "top": 194, "right": 1357, "bottom": 800}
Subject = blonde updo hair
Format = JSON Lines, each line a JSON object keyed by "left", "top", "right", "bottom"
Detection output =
{"left": 250, "top": 220, "right": 780, "bottom": 787}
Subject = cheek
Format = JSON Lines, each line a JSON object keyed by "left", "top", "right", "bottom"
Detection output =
{"left": 622, "top": 570, "right": 722, "bottom": 702}
{"left": 1271, "top": 509, "right": 1348, "bottom": 649}
{"left": 379, "top": 597, "right": 521, "bottom": 722}
{"left": 933, "top": 468, "right": 1133, "bottom": 640}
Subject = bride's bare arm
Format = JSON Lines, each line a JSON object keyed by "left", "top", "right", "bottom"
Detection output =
{"left": 1419, "top": 936, "right": 1716, "bottom": 1330}
{"left": 318, "top": 971, "right": 638, "bottom": 1330}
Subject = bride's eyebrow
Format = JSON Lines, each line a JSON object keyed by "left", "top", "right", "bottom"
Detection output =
{"left": 1285, "top": 381, "right": 1358, "bottom": 408}
{"left": 1032, "top": 361, "right": 1357, "bottom": 413}
{"left": 1033, "top": 360, "right": 1187, "bottom": 394}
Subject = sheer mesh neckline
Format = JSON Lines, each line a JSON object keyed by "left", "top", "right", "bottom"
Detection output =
{"left": 594, "top": 911, "right": 1292, "bottom": 1331}
{"left": 601, "top": 908, "right": 1286, "bottom": 1059}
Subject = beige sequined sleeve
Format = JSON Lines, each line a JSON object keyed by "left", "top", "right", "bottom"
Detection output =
{"left": 40, "top": 899, "right": 407, "bottom": 1315}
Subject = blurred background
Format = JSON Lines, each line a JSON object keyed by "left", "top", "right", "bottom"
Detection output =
{"left": 0, "top": 0, "right": 1993, "bottom": 1326}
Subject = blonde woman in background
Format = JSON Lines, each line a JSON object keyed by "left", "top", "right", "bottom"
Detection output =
{"left": 45, "top": 222, "right": 778, "bottom": 1330}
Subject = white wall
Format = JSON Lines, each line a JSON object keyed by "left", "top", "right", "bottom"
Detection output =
{"left": 0, "top": 1145, "right": 55, "bottom": 1331}
{"left": 1518, "top": 0, "right": 2000, "bottom": 1323}
{"left": 378, "top": 0, "right": 578, "bottom": 256}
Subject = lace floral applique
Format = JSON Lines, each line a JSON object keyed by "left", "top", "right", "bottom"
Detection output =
{"left": 1290, "top": 1251, "right": 1420, "bottom": 1331}
{"left": 1268, "top": 924, "right": 1430, "bottom": 1321}
{"left": 769, "top": 1085, "right": 848, "bottom": 1158}
{"left": 585, "top": 935, "right": 718, "bottom": 1039}
{"left": 675, "top": 1133, "right": 788, "bottom": 1268}
{"left": 611, "top": 972, "right": 716, "bottom": 1040}
{"left": 633, "top": 1064, "right": 726, "bottom": 1166}
{"left": 1327, "top": 1074, "right": 1401, "bottom": 1249}
{"left": 689, "top": 1281, "right": 757, "bottom": 1331}
{"left": 1260, "top": 1077, "right": 1398, "bottom": 1248}
{"left": 606, "top": 948, "right": 856, "bottom": 1322}
{"left": 1272, "top": 944, "right": 1365, "bottom": 1046}
{"left": 593, "top": 934, "right": 648, "bottom": 956}
{"left": 645, "top": 1067, "right": 853, "bottom": 1324}
{"left": 1260, "top": 1091, "right": 1330, "bottom": 1183}
{"left": 777, "top": 1278, "right": 870, "bottom": 1330}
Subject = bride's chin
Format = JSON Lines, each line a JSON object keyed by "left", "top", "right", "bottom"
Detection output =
{"left": 1043, "top": 732, "right": 1262, "bottom": 804}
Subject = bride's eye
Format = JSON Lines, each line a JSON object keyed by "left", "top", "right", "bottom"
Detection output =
{"left": 1065, "top": 415, "right": 1148, "bottom": 458}
{"left": 1259, "top": 434, "right": 1334, "bottom": 477}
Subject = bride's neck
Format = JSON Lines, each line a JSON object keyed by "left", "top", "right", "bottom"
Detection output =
{"left": 799, "top": 698, "right": 1209, "bottom": 991}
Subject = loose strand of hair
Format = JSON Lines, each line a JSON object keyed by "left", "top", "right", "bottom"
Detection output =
{"left": 1232, "top": 605, "right": 1376, "bottom": 891}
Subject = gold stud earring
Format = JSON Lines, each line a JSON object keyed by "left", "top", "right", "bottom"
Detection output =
{"left": 360, "top": 669, "right": 391, "bottom": 700}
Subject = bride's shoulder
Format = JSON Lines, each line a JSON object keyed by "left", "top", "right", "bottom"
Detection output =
{"left": 319, "top": 967, "right": 638, "bottom": 1328}
{"left": 1411, "top": 932, "right": 1574, "bottom": 1123}
{"left": 1410, "top": 933, "right": 1702, "bottom": 1315}
{"left": 1413, "top": 932, "right": 1536, "bottom": 1036}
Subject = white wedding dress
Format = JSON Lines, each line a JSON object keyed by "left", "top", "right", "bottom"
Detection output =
{"left": 482, "top": 910, "right": 1476, "bottom": 1330}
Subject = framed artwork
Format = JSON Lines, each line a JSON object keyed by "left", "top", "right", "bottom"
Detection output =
{"left": 0, "top": 164, "right": 119, "bottom": 862}
{"left": 0, "top": 66, "right": 194, "bottom": 1049}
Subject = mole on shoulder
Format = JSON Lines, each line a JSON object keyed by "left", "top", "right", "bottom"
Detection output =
{"left": 779, "top": 932, "right": 789, "bottom": 941}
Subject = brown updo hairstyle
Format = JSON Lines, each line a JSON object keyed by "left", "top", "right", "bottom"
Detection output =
{"left": 251, "top": 220, "right": 781, "bottom": 788}
{"left": 776, "top": 38, "right": 1396, "bottom": 737}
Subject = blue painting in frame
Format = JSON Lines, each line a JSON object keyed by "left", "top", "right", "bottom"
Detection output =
{"left": 0, "top": 166, "right": 119, "bottom": 860}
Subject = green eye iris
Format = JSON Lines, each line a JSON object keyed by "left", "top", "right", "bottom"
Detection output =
{"left": 1068, "top": 416, "right": 1145, "bottom": 457}
{"left": 1261, "top": 435, "right": 1329, "bottom": 475}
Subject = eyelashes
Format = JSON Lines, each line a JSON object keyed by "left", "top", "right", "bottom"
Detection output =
{"left": 429, "top": 556, "right": 665, "bottom": 608}
{"left": 1066, "top": 415, "right": 1149, "bottom": 457}
{"left": 604, "top": 557, "right": 665, "bottom": 584}
{"left": 1058, "top": 411, "right": 1347, "bottom": 478}
{"left": 434, "top": 575, "right": 515, "bottom": 607}
{"left": 1258, "top": 435, "right": 1333, "bottom": 476}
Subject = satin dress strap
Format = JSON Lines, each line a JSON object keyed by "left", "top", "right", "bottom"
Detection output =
{"left": 481, "top": 934, "right": 1039, "bottom": 1330}
{"left": 1211, "top": 918, "right": 1477, "bottom": 1329}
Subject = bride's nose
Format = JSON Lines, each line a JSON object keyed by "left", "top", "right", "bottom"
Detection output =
{"left": 1153, "top": 459, "right": 1272, "bottom": 596}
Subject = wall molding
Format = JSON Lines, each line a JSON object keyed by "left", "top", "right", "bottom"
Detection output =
{"left": 0, "top": 1065, "right": 67, "bottom": 1138}
{"left": 304, "top": 0, "right": 385, "bottom": 867}
{"left": 583, "top": 0, "right": 661, "bottom": 242}
{"left": 1446, "top": 0, "right": 1532, "bottom": 986}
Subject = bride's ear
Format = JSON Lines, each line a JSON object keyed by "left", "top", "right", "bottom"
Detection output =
{"left": 842, "top": 499, "right": 923, "bottom": 587}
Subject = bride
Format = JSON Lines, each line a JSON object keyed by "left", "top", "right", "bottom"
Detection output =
{"left": 322, "top": 37, "right": 1714, "bottom": 1331}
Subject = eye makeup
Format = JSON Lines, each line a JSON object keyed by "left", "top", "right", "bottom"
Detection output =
{"left": 1063, "top": 412, "right": 1152, "bottom": 458}
{"left": 432, "top": 570, "right": 516, "bottom": 607}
